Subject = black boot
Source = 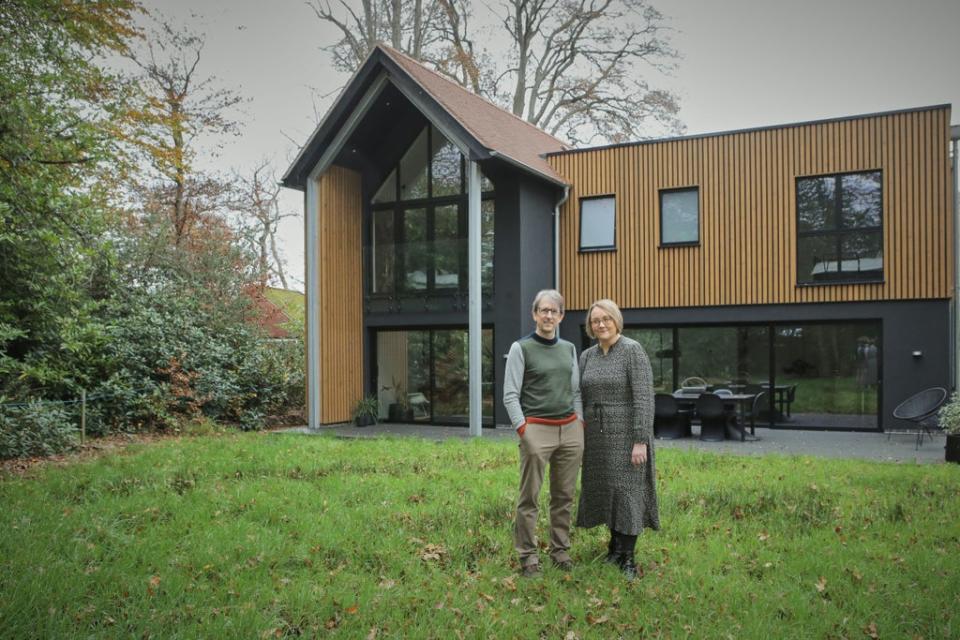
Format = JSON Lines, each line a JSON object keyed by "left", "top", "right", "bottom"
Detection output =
{"left": 618, "top": 533, "right": 638, "bottom": 581}
{"left": 604, "top": 530, "right": 620, "bottom": 564}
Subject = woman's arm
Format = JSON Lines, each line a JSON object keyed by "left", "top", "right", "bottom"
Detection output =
{"left": 627, "top": 342, "right": 655, "bottom": 444}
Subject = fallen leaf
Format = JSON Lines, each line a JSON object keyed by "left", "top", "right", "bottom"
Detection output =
{"left": 419, "top": 543, "right": 447, "bottom": 562}
{"left": 815, "top": 576, "right": 828, "bottom": 595}
{"left": 863, "top": 621, "right": 879, "bottom": 639}
{"left": 345, "top": 605, "right": 359, "bottom": 615}
{"left": 758, "top": 532, "right": 769, "bottom": 542}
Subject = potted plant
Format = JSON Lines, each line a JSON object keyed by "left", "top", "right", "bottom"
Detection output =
{"left": 352, "top": 394, "right": 379, "bottom": 427}
{"left": 384, "top": 377, "right": 414, "bottom": 422}
{"left": 938, "top": 392, "right": 960, "bottom": 463}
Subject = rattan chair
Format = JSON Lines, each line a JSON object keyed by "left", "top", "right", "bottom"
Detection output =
{"left": 891, "top": 387, "right": 948, "bottom": 449}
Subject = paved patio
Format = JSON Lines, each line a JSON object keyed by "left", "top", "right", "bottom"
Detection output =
{"left": 279, "top": 423, "right": 951, "bottom": 464}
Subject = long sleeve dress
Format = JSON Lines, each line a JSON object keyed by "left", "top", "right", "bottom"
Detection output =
{"left": 575, "top": 335, "right": 660, "bottom": 534}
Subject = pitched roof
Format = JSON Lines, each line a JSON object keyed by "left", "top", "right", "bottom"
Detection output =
{"left": 283, "top": 44, "right": 569, "bottom": 189}
{"left": 377, "top": 45, "right": 569, "bottom": 183}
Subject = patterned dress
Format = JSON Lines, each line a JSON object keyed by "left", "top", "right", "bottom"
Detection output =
{"left": 576, "top": 335, "right": 660, "bottom": 533}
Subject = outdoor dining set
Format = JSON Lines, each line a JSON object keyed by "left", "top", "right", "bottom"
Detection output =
{"left": 654, "top": 377, "right": 798, "bottom": 442}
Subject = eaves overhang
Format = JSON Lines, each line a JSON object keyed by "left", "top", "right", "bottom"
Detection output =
{"left": 282, "top": 47, "right": 566, "bottom": 191}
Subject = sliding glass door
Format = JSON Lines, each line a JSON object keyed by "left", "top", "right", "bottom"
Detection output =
{"left": 375, "top": 328, "right": 494, "bottom": 425}
{"left": 621, "top": 321, "right": 880, "bottom": 430}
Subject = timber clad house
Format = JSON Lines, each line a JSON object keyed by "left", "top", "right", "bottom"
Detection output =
{"left": 283, "top": 44, "right": 959, "bottom": 434}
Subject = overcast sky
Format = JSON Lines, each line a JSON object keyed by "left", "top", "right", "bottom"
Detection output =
{"left": 140, "top": 0, "right": 960, "bottom": 291}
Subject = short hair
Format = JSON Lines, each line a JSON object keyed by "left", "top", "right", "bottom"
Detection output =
{"left": 585, "top": 298, "right": 624, "bottom": 339}
{"left": 531, "top": 289, "right": 565, "bottom": 315}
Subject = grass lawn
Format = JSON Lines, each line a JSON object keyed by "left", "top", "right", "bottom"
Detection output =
{"left": 1, "top": 434, "right": 958, "bottom": 639}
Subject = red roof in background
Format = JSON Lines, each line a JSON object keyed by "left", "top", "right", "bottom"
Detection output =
{"left": 378, "top": 45, "right": 569, "bottom": 184}
{"left": 244, "top": 285, "right": 292, "bottom": 339}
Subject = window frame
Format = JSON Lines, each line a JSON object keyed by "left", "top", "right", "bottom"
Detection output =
{"left": 578, "top": 194, "right": 617, "bottom": 253}
{"left": 367, "top": 125, "right": 495, "bottom": 297}
{"left": 795, "top": 169, "right": 884, "bottom": 286}
{"left": 659, "top": 186, "right": 700, "bottom": 247}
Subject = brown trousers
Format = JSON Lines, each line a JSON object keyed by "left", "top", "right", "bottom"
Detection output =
{"left": 514, "top": 420, "right": 584, "bottom": 567}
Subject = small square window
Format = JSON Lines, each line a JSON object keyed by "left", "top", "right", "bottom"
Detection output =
{"left": 660, "top": 188, "right": 699, "bottom": 245}
{"left": 579, "top": 196, "right": 616, "bottom": 251}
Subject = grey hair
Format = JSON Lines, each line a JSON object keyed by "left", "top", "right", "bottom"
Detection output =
{"left": 531, "top": 289, "right": 565, "bottom": 315}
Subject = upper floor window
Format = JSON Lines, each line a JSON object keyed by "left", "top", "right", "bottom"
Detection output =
{"left": 796, "top": 170, "right": 882, "bottom": 284}
{"left": 579, "top": 196, "right": 616, "bottom": 251}
{"left": 370, "top": 125, "right": 494, "bottom": 296}
{"left": 660, "top": 187, "right": 699, "bottom": 246}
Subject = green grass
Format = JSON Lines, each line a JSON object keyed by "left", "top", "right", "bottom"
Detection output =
{"left": 1, "top": 434, "right": 958, "bottom": 639}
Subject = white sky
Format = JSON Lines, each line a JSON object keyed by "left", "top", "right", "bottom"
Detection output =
{"left": 140, "top": 0, "right": 960, "bottom": 291}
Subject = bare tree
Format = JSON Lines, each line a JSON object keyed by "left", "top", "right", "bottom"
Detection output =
{"left": 310, "top": 0, "right": 682, "bottom": 144}
{"left": 307, "top": 0, "right": 446, "bottom": 73}
{"left": 499, "top": 0, "right": 681, "bottom": 143}
{"left": 231, "top": 161, "right": 297, "bottom": 289}
{"left": 123, "top": 18, "right": 245, "bottom": 245}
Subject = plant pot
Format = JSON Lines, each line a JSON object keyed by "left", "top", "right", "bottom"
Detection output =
{"left": 946, "top": 434, "right": 960, "bottom": 463}
{"left": 354, "top": 415, "right": 375, "bottom": 427}
{"left": 388, "top": 403, "right": 402, "bottom": 422}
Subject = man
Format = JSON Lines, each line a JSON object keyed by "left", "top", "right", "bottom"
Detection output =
{"left": 503, "top": 289, "right": 583, "bottom": 577}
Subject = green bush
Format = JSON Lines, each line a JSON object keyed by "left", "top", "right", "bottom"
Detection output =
{"left": 0, "top": 401, "right": 76, "bottom": 459}
{"left": 91, "top": 284, "right": 304, "bottom": 432}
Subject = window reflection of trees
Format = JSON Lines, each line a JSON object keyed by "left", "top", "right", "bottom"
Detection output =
{"left": 369, "top": 124, "right": 494, "bottom": 296}
{"left": 796, "top": 171, "right": 882, "bottom": 283}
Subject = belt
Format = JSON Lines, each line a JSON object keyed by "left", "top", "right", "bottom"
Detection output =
{"left": 525, "top": 413, "right": 579, "bottom": 426}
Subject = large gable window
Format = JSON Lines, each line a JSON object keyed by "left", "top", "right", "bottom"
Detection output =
{"left": 796, "top": 171, "right": 882, "bottom": 284}
{"left": 660, "top": 187, "right": 699, "bottom": 246}
{"left": 370, "top": 125, "right": 494, "bottom": 295}
{"left": 579, "top": 196, "right": 616, "bottom": 251}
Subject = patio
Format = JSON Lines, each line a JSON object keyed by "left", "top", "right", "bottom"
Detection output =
{"left": 280, "top": 422, "right": 949, "bottom": 464}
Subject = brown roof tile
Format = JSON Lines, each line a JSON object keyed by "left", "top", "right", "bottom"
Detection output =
{"left": 379, "top": 45, "right": 569, "bottom": 185}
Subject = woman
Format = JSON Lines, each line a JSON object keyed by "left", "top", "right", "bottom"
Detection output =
{"left": 576, "top": 299, "right": 659, "bottom": 580}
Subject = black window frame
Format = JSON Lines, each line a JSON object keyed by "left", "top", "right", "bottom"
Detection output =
{"left": 795, "top": 169, "right": 883, "bottom": 286}
{"left": 578, "top": 194, "right": 617, "bottom": 252}
{"left": 367, "top": 125, "right": 495, "bottom": 297}
{"left": 659, "top": 186, "right": 700, "bottom": 247}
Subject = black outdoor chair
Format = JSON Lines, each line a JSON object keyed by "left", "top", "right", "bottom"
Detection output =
{"left": 697, "top": 393, "right": 727, "bottom": 442}
{"left": 741, "top": 390, "right": 767, "bottom": 436}
{"left": 891, "top": 387, "right": 948, "bottom": 449}
{"left": 654, "top": 393, "right": 691, "bottom": 439}
{"left": 782, "top": 384, "right": 798, "bottom": 418}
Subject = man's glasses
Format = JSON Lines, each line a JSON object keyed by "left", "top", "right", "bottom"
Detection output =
{"left": 537, "top": 308, "right": 561, "bottom": 317}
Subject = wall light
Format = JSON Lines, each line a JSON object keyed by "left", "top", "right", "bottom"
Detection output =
{"left": 912, "top": 350, "right": 923, "bottom": 358}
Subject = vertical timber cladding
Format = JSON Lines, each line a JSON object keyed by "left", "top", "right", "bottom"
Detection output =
{"left": 550, "top": 106, "right": 954, "bottom": 311}
{"left": 316, "top": 165, "right": 363, "bottom": 424}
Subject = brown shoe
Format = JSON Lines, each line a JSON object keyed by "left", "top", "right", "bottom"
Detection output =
{"left": 552, "top": 558, "right": 574, "bottom": 571}
{"left": 520, "top": 564, "right": 541, "bottom": 578}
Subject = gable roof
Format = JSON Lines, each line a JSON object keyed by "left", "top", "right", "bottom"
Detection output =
{"left": 283, "top": 44, "right": 569, "bottom": 190}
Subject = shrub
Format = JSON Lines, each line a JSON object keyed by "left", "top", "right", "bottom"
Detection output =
{"left": 938, "top": 392, "right": 960, "bottom": 435}
{"left": 0, "top": 401, "right": 77, "bottom": 459}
